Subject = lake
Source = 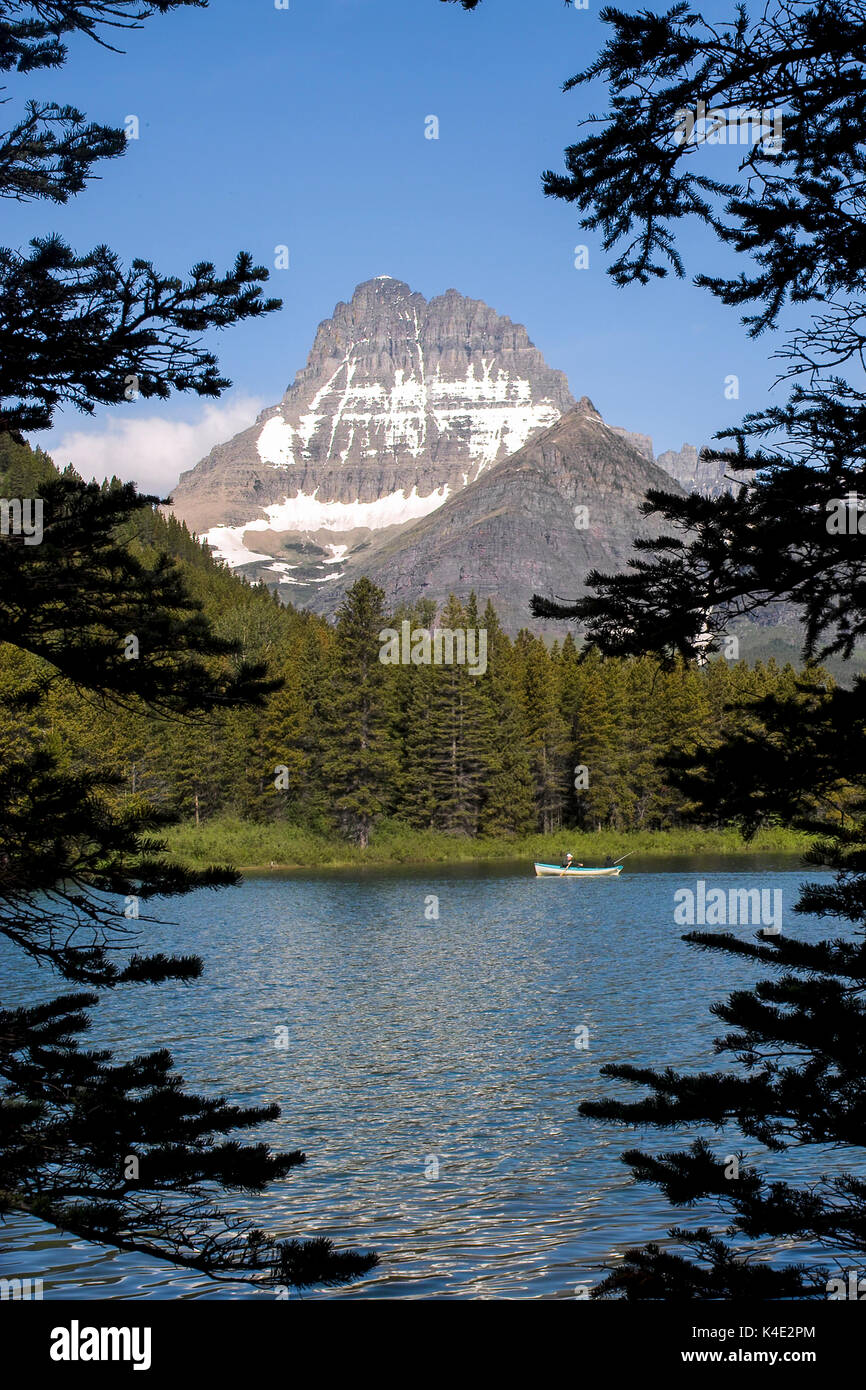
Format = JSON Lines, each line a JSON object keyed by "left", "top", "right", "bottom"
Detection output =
{"left": 0, "top": 857, "right": 850, "bottom": 1299}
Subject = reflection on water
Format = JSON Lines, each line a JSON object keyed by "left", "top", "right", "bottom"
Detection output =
{"left": 0, "top": 861, "right": 848, "bottom": 1299}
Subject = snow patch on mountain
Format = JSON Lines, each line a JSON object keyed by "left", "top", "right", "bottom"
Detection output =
{"left": 170, "top": 276, "right": 576, "bottom": 541}
{"left": 202, "top": 526, "right": 273, "bottom": 568}
{"left": 256, "top": 414, "right": 296, "bottom": 467}
{"left": 259, "top": 484, "right": 450, "bottom": 533}
{"left": 255, "top": 357, "right": 559, "bottom": 475}
{"left": 203, "top": 484, "right": 452, "bottom": 568}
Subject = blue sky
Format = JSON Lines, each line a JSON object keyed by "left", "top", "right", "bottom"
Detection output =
{"left": 6, "top": 0, "right": 787, "bottom": 492}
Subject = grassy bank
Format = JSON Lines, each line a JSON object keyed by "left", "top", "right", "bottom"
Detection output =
{"left": 164, "top": 816, "right": 813, "bottom": 871}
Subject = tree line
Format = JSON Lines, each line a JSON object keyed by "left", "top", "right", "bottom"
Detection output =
{"left": 1, "top": 433, "right": 827, "bottom": 850}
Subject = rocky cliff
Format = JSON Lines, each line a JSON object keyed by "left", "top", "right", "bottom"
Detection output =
{"left": 169, "top": 277, "right": 739, "bottom": 633}
{"left": 301, "top": 398, "right": 688, "bottom": 634}
{"left": 171, "top": 277, "right": 574, "bottom": 559}
{"left": 655, "top": 442, "right": 754, "bottom": 497}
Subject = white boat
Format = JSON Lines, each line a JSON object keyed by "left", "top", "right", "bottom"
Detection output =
{"left": 533, "top": 862, "right": 623, "bottom": 878}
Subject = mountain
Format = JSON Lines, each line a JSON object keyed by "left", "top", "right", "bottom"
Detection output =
{"left": 610, "top": 429, "right": 749, "bottom": 498}
{"left": 170, "top": 276, "right": 574, "bottom": 580}
{"left": 609, "top": 426, "right": 655, "bottom": 463}
{"left": 169, "top": 275, "right": 747, "bottom": 635}
{"left": 655, "top": 442, "right": 754, "bottom": 498}
{"left": 301, "top": 397, "right": 688, "bottom": 634}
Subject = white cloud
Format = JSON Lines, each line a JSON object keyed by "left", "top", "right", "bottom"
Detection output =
{"left": 37, "top": 395, "right": 264, "bottom": 497}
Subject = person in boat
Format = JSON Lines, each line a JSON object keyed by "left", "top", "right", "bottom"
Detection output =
{"left": 561, "top": 853, "right": 584, "bottom": 868}
{"left": 604, "top": 855, "right": 614, "bottom": 867}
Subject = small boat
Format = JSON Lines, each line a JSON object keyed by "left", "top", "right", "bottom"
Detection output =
{"left": 534, "top": 862, "right": 623, "bottom": 878}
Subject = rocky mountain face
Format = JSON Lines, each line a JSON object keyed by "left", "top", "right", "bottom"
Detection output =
{"left": 655, "top": 443, "right": 754, "bottom": 498}
{"left": 300, "top": 398, "right": 688, "bottom": 634}
{"left": 611, "top": 429, "right": 748, "bottom": 498}
{"left": 170, "top": 277, "right": 574, "bottom": 573}
{"left": 610, "top": 426, "right": 655, "bottom": 464}
{"left": 169, "top": 275, "right": 744, "bottom": 634}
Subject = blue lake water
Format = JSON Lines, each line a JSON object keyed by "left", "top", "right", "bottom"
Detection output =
{"left": 0, "top": 858, "right": 853, "bottom": 1299}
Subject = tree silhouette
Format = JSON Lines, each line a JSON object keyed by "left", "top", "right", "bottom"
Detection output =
{"left": 0, "top": 1, "right": 376, "bottom": 1291}
{"left": 446, "top": 0, "right": 866, "bottom": 1296}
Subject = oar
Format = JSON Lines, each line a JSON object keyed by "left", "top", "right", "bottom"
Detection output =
{"left": 613, "top": 852, "right": 635, "bottom": 865}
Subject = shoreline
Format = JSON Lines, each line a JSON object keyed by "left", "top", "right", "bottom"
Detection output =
{"left": 164, "top": 818, "right": 813, "bottom": 873}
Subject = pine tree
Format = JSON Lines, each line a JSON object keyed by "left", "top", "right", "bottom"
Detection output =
{"left": 393, "top": 636, "right": 441, "bottom": 830}
{"left": 619, "top": 658, "right": 661, "bottom": 829}
{"left": 582, "top": 674, "right": 866, "bottom": 1298}
{"left": 623, "top": 658, "right": 709, "bottom": 828}
{"left": 0, "top": 3, "right": 376, "bottom": 1292}
{"left": 422, "top": 595, "right": 493, "bottom": 835}
{"left": 508, "top": 0, "right": 866, "bottom": 1295}
{"left": 0, "top": 476, "right": 376, "bottom": 1289}
{"left": 251, "top": 649, "right": 315, "bottom": 822}
{"left": 319, "top": 578, "right": 399, "bottom": 847}
{"left": 517, "top": 632, "right": 570, "bottom": 833}
{"left": 570, "top": 650, "right": 622, "bottom": 831}
{"left": 477, "top": 601, "right": 535, "bottom": 836}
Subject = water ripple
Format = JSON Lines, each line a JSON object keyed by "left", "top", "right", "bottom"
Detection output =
{"left": 1, "top": 863, "right": 857, "bottom": 1299}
